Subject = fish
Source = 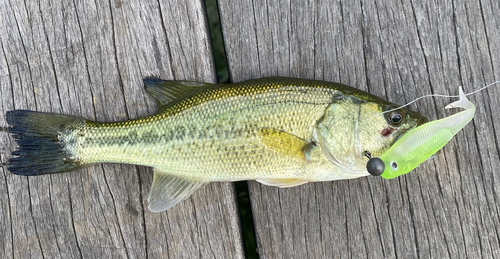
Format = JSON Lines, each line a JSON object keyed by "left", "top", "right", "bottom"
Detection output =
{"left": 5, "top": 77, "right": 427, "bottom": 212}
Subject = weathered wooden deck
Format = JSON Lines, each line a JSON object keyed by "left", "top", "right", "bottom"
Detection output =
{"left": 1, "top": 0, "right": 500, "bottom": 258}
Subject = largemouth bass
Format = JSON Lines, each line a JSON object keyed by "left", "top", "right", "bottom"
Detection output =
{"left": 5, "top": 77, "right": 427, "bottom": 212}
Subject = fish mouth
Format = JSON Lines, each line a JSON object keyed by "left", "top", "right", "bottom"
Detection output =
{"left": 395, "top": 115, "right": 428, "bottom": 142}
{"left": 417, "top": 116, "right": 429, "bottom": 126}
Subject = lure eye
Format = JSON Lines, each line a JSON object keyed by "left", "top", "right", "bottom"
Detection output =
{"left": 390, "top": 161, "right": 398, "bottom": 171}
{"left": 388, "top": 111, "right": 403, "bottom": 126}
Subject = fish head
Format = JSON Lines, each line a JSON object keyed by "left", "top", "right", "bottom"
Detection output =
{"left": 314, "top": 95, "right": 427, "bottom": 176}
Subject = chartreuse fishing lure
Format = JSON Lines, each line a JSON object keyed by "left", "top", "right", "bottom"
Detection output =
{"left": 366, "top": 86, "right": 475, "bottom": 178}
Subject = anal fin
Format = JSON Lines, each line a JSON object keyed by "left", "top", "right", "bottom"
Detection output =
{"left": 148, "top": 169, "right": 205, "bottom": 212}
{"left": 257, "top": 178, "right": 309, "bottom": 188}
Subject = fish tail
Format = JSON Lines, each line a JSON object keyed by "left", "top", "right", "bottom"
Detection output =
{"left": 6, "top": 110, "right": 86, "bottom": 176}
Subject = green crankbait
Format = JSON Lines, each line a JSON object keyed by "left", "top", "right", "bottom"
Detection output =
{"left": 366, "top": 86, "right": 475, "bottom": 179}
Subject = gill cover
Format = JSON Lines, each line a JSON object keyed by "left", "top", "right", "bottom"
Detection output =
{"left": 314, "top": 98, "right": 367, "bottom": 174}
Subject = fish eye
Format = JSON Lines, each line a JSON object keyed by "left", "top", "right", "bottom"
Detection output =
{"left": 387, "top": 111, "right": 403, "bottom": 126}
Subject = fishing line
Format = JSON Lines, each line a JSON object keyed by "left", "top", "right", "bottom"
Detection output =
{"left": 383, "top": 80, "right": 500, "bottom": 115}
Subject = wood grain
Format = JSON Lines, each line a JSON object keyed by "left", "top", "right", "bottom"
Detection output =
{"left": 219, "top": 0, "right": 500, "bottom": 257}
{"left": 0, "top": 0, "right": 244, "bottom": 258}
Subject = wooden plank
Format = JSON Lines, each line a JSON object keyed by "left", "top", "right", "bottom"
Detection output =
{"left": 0, "top": 0, "right": 244, "bottom": 258}
{"left": 219, "top": 0, "right": 500, "bottom": 257}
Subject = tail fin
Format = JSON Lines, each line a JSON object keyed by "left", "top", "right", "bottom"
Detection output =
{"left": 6, "top": 110, "right": 86, "bottom": 176}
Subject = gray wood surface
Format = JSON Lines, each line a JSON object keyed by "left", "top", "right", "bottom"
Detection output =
{"left": 219, "top": 0, "right": 500, "bottom": 258}
{"left": 0, "top": 0, "right": 244, "bottom": 258}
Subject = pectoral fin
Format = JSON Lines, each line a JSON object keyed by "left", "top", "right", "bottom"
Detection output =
{"left": 257, "top": 178, "right": 309, "bottom": 188}
{"left": 148, "top": 169, "right": 205, "bottom": 212}
{"left": 259, "top": 128, "right": 315, "bottom": 161}
{"left": 143, "top": 78, "right": 215, "bottom": 111}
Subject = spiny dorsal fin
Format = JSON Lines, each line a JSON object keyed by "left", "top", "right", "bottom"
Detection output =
{"left": 257, "top": 178, "right": 309, "bottom": 188}
{"left": 148, "top": 168, "right": 205, "bottom": 212}
{"left": 143, "top": 77, "right": 215, "bottom": 109}
{"left": 258, "top": 128, "right": 315, "bottom": 161}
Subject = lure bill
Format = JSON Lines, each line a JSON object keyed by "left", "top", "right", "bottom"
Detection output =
{"left": 374, "top": 87, "right": 475, "bottom": 179}
{"left": 4, "top": 77, "right": 426, "bottom": 212}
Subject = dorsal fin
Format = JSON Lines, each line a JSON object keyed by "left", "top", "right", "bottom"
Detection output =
{"left": 143, "top": 77, "right": 216, "bottom": 110}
